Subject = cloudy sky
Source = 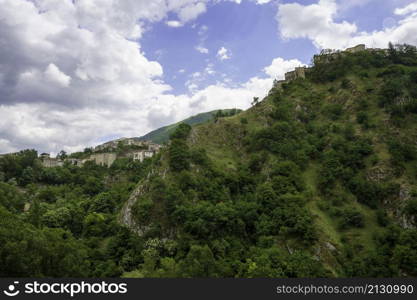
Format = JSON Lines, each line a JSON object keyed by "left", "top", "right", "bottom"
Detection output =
{"left": 1, "top": 0, "right": 417, "bottom": 154}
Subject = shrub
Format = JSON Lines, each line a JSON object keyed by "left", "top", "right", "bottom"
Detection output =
{"left": 339, "top": 208, "right": 364, "bottom": 229}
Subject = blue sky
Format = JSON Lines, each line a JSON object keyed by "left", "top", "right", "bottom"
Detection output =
{"left": 140, "top": 0, "right": 416, "bottom": 96}
{"left": 1, "top": 0, "right": 417, "bottom": 153}
{"left": 142, "top": 0, "right": 315, "bottom": 94}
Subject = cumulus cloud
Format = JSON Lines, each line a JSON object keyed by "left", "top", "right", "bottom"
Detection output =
{"left": 195, "top": 46, "right": 209, "bottom": 54}
{"left": 44, "top": 64, "right": 72, "bottom": 87}
{"left": 166, "top": 20, "right": 183, "bottom": 27}
{"left": 177, "top": 2, "right": 207, "bottom": 23}
{"left": 264, "top": 57, "right": 305, "bottom": 79}
{"left": 255, "top": 0, "right": 272, "bottom": 4}
{"left": 0, "top": 0, "right": 334, "bottom": 154}
{"left": 217, "top": 47, "right": 232, "bottom": 60}
{"left": 278, "top": 0, "right": 357, "bottom": 49}
{"left": 0, "top": 0, "right": 287, "bottom": 154}
{"left": 277, "top": 0, "right": 417, "bottom": 50}
{"left": 0, "top": 0, "right": 212, "bottom": 153}
{"left": 394, "top": 2, "right": 417, "bottom": 16}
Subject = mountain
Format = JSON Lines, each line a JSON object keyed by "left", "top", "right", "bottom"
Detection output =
{"left": 1, "top": 44, "right": 417, "bottom": 278}
{"left": 122, "top": 44, "right": 417, "bottom": 277}
{"left": 138, "top": 109, "right": 242, "bottom": 144}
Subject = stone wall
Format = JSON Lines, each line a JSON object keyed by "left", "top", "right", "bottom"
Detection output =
{"left": 88, "top": 153, "right": 117, "bottom": 167}
{"left": 345, "top": 44, "right": 366, "bottom": 53}
{"left": 41, "top": 158, "right": 64, "bottom": 168}
{"left": 284, "top": 67, "right": 307, "bottom": 81}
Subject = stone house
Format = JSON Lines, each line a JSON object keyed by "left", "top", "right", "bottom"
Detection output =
{"left": 41, "top": 157, "right": 64, "bottom": 168}
{"left": 132, "top": 150, "right": 155, "bottom": 162}
{"left": 87, "top": 153, "right": 117, "bottom": 167}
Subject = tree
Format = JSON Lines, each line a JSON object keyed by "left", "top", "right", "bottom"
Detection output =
{"left": 169, "top": 139, "right": 190, "bottom": 172}
{"left": 0, "top": 182, "right": 25, "bottom": 213}
{"left": 170, "top": 123, "right": 192, "bottom": 140}
{"left": 19, "top": 166, "right": 35, "bottom": 186}
{"left": 180, "top": 245, "right": 216, "bottom": 277}
{"left": 57, "top": 150, "right": 67, "bottom": 160}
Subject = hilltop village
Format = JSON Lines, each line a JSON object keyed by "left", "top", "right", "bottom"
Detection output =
{"left": 273, "top": 44, "right": 380, "bottom": 88}
{"left": 40, "top": 138, "right": 162, "bottom": 168}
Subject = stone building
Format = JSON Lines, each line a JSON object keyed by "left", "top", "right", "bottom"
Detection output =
{"left": 284, "top": 67, "right": 307, "bottom": 81}
{"left": 88, "top": 153, "right": 117, "bottom": 167}
{"left": 345, "top": 44, "right": 366, "bottom": 53}
{"left": 40, "top": 137, "right": 163, "bottom": 168}
{"left": 94, "top": 137, "right": 145, "bottom": 152}
{"left": 132, "top": 150, "right": 155, "bottom": 162}
{"left": 148, "top": 143, "right": 162, "bottom": 152}
{"left": 41, "top": 157, "right": 64, "bottom": 168}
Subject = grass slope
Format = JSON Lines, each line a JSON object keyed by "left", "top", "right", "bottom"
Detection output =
{"left": 127, "top": 47, "right": 417, "bottom": 277}
{"left": 138, "top": 109, "right": 242, "bottom": 144}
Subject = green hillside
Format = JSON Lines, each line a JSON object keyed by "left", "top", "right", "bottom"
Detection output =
{"left": 138, "top": 109, "right": 241, "bottom": 144}
{"left": 1, "top": 44, "right": 417, "bottom": 278}
{"left": 125, "top": 44, "right": 417, "bottom": 277}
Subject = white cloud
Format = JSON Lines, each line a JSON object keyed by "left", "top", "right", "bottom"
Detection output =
{"left": 44, "top": 64, "right": 71, "bottom": 87}
{"left": 0, "top": 0, "right": 308, "bottom": 154}
{"left": 217, "top": 47, "right": 231, "bottom": 60}
{"left": 278, "top": 0, "right": 357, "bottom": 49}
{"left": 0, "top": 0, "right": 210, "bottom": 153}
{"left": 177, "top": 2, "right": 207, "bottom": 23}
{"left": 255, "top": 0, "right": 272, "bottom": 4}
{"left": 166, "top": 20, "right": 183, "bottom": 27}
{"left": 277, "top": 0, "right": 417, "bottom": 50}
{"left": 264, "top": 57, "right": 305, "bottom": 79}
{"left": 394, "top": 2, "right": 417, "bottom": 15}
{"left": 195, "top": 46, "right": 209, "bottom": 54}
{"left": 205, "top": 63, "right": 215, "bottom": 75}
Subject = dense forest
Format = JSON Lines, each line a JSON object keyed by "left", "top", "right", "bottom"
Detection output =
{"left": 1, "top": 43, "right": 417, "bottom": 277}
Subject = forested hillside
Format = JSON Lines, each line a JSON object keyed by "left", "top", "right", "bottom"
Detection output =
{"left": 1, "top": 43, "right": 417, "bottom": 277}
{"left": 138, "top": 109, "right": 241, "bottom": 144}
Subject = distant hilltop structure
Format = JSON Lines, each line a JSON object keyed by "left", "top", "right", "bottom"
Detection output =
{"left": 273, "top": 44, "right": 381, "bottom": 89}
{"left": 40, "top": 138, "right": 162, "bottom": 168}
{"left": 93, "top": 137, "right": 155, "bottom": 152}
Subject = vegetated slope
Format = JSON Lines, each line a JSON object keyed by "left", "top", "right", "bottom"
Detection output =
{"left": 138, "top": 109, "right": 241, "bottom": 144}
{"left": 1, "top": 44, "right": 417, "bottom": 279}
{"left": 125, "top": 44, "right": 417, "bottom": 277}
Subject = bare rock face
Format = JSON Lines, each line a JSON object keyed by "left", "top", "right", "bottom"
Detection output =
{"left": 120, "top": 173, "right": 154, "bottom": 236}
{"left": 119, "top": 183, "right": 148, "bottom": 235}
{"left": 397, "top": 186, "right": 416, "bottom": 229}
{"left": 385, "top": 184, "right": 417, "bottom": 230}
{"left": 325, "top": 242, "right": 337, "bottom": 252}
{"left": 120, "top": 168, "right": 168, "bottom": 236}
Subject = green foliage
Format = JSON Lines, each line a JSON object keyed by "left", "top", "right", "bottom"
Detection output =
{"left": 0, "top": 150, "right": 39, "bottom": 184}
{"left": 139, "top": 109, "right": 241, "bottom": 144}
{"left": 323, "top": 103, "right": 343, "bottom": 120}
{"left": 356, "top": 111, "right": 370, "bottom": 128}
{"left": 169, "top": 139, "right": 190, "bottom": 172}
{"left": 0, "top": 182, "right": 25, "bottom": 212}
{"left": 0, "top": 206, "right": 89, "bottom": 277}
{"left": 337, "top": 207, "right": 364, "bottom": 229}
{"left": 4, "top": 45, "right": 417, "bottom": 279}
